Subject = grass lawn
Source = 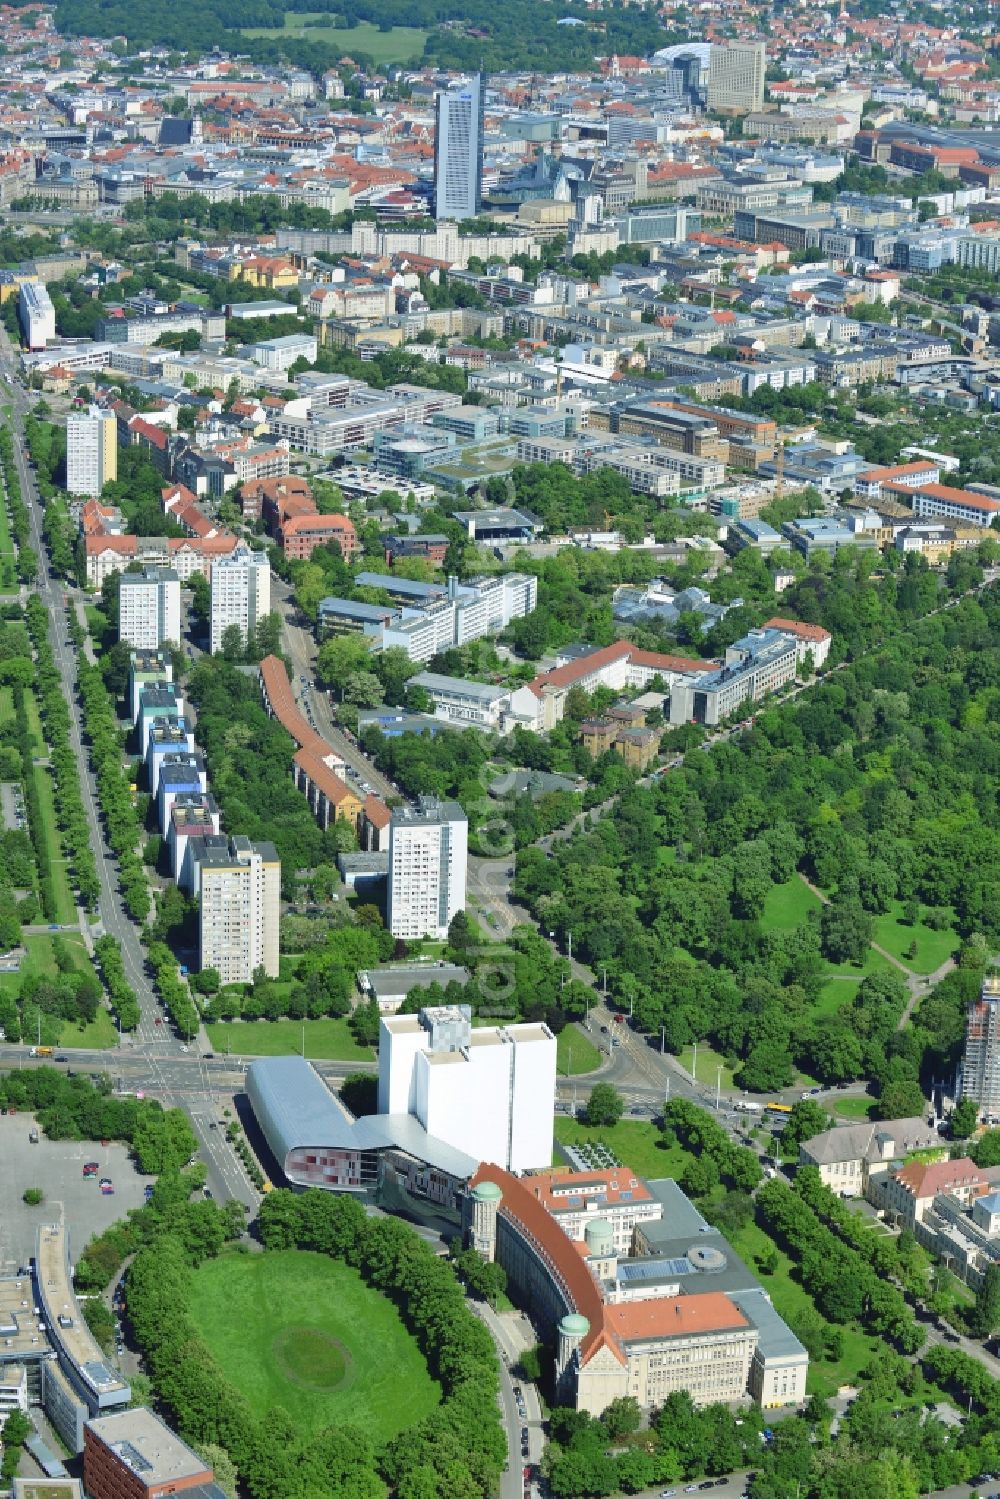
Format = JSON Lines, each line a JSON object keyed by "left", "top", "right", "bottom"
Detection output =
{"left": 240, "top": 14, "right": 428, "bottom": 62}
{"left": 554, "top": 1116, "right": 694, "bottom": 1180}
{"left": 0, "top": 933, "right": 109, "bottom": 1046}
{"left": 830, "top": 1094, "right": 877, "bottom": 1120}
{"left": 673, "top": 1041, "right": 735, "bottom": 1091}
{"left": 557, "top": 1024, "right": 602, "bottom": 1076}
{"left": 59, "top": 1008, "right": 118, "bottom": 1049}
{"left": 0, "top": 686, "right": 11, "bottom": 724}
{"left": 205, "top": 1016, "right": 374, "bottom": 1061}
{"left": 761, "top": 876, "right": 822, "bottom": 932}
{"left": 871, "top": 902, "right": 959, "bottom": 975}
{"left": 31, "top": 762, "right": 76, "bottom": 922}
{"left": 24, "top": 691, "right": 45, "bottom": 756}
{"left": 727, "top": 1218, "right": 879, "bottom": 1399}
{"left": 821, "top": 946, "right": 894, "bottom": 982}
{"left": 813, "top": 977, "right": 862, "bottom": 1018}
{"left": 188, "top": 1249, "right": 440, "bottom": 1440}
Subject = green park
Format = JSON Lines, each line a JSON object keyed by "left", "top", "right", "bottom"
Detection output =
{"left": 240, "top": 14, "right": 429, "bottom": 62}
{"left": 187, "top": 1249, "right": 441, "bottom": 1439}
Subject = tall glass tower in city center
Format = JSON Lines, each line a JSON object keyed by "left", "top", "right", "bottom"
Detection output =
{"left": 434, "top": 73, "right": 484, "bottom": 221}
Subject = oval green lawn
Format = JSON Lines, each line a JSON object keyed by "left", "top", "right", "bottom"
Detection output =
{"left": 187, "top": 1249, "right": 441, "bottom": 1440}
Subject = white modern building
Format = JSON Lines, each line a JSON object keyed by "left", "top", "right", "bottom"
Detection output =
{"left": 118, "top": 567, "right": 180, "bottom": 650}
{"left": 387, "top": 796, "right": 467, "bottom": 941}
{"left": 196, "top": 834, "right": 280, "bottom": 984}
{"left": 66, "top": 405, "right": 117, "bottom": 497}
{"left": 18, "top": 281, "right": 55, "bottom": 349}
{"left": 380, "top": 573, "right": 538, "bottom": 662}
{"left": 249, "top": 333, "right": 318, "bottom": 371}
{"left": 379, "top": 1004, "right": 556, "bottom": 1172}
{"left": 209, "top": 545, "right": 271, "bottom": 654}
{"left": 410, "top": 670, "right": 511, "bottom": 729}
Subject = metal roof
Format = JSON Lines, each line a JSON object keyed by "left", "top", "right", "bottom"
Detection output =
{"left": 247, "top": 1056, "right": 477, "bottom": 1181}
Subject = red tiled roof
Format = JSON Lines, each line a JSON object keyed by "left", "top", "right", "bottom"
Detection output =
{"left": 764, "top": 617, "right": 832, "bottom": 643}
{"left": 363, "top": 792, "right": 391, "bottom": 829}
{"left": 901, "top": 482, "right": 1000, "bottom": 511}
{"left": 130, "top": 416, "right": 168, "bottom": 450}
{"left": 607, "top": 1292, "right": 749, "bottom": 1343}
{"left": 281, "top": 513, "right": 356, "bottom": 538}
{"left": 893, "top": 1158, "right": 987, "bottom": 1198}
{"left": 293, "top": 747, "right": 359, "bottom": 810}
{"left": 858, "top": 461, "right": 938, "bottom": 481}
{"left": 259, "top": 654, "right": 336, "bottom": 763}
{"left": 529, "top": 642, "right": 714, "bottom": 698}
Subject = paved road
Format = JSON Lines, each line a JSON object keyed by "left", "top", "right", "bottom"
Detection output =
{"left": 0, "top": 334, "right": 258, "bottom": 1209}
{"left": 270, "top": 575, "right": 397, "bottom": 801}
{"left": 473, "top": 1302, "right": 545, "bottom": 1499}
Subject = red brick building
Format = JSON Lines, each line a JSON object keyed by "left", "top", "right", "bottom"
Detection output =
{"left": 84, "top": 1409, "right": 216, "bottom": 1499}
{"left": 280, "top": 511, "right": 358, "bottom": 561}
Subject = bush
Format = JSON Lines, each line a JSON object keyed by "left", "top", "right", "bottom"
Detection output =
{"left": 22, "top": 1187, "right": 44, "bottom": 1205}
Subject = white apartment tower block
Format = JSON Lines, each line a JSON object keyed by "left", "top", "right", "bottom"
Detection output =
{"left": 197, "top": 835, "right": 280, "bottom": 985}
{"left": 66, "top": 405, "right": 117, "bottom": 497}
{"left": 209, "top": 545, "right": 271, "bottom": 654}
{"left": 378, "top": 1004, "right": 557, "bottom": 1171}
{"left": 118, "top": 567, "right": 181, "bottom": 650}
{"left": 387, "top": 796, "right": 468, "bottom": 941}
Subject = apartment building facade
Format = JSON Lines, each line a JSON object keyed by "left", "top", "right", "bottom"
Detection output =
{"left": 118, "top": 568, "right": 180, "bottom": 650}
{"left": 66, "top": 406, "right": 117, "bottom": 497}
{"left": 387, "top": 797, "right": 468, "bottom": 941}
{"left": 209, "top": 546, "right": 271, "bottom": 653}
{"left": 197, "top": 835, "right": 280, "bottom": 983}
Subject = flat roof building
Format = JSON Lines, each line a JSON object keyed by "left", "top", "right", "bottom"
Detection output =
{"left": 35, "top": 1224, "right": 129, "bottom": 1416}
{"left": 387, "top": 796, "right": 468, "bottom": 941}
{"left": 84, "top": 1408, "right": 220, "bottom": 1499}
{"left": 379, "top": 1004, "right": 556, "bottom": 1172}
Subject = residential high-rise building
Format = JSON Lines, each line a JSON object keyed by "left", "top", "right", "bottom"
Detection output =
{"left": 387, "top": 796, "right": 467, "bottom": 940}
{"left": 66, "top": 405, "right": 117, "bottom": 496}
{"left": 434, "top": 73, "right": 483, "bottom": 222}
{"left": 706, "top": 41, "right": 766, "bottom": 114}
{"left": 197, "top": 834, "right": 280, "bottom": 984}
{"left": 118, "top": 567, "right": 180, "bottom": 650}
{"left": 958, "top": 976, "right": 1000, "bottom": 1124}
{"left": 209, "top": 545, "right": 270, "bottom": 654}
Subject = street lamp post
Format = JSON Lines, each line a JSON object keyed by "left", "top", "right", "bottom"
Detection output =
{"left": 716, "top": 1064, "right": 723, "bottom": 1113}
{"left": 660, "top": 1024, "right": 665, "bottom": 1055}
{"left": 690, "top": 1039, "right": 698, "bottom": 1084}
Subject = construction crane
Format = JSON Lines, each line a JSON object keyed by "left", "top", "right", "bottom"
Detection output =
{"left": 774, "top": 433, "right": 785, "bottom": 501}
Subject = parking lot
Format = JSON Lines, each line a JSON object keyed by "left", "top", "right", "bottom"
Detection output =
{"left": 0, "top": 1112, "right": 148, "bottom": 1272}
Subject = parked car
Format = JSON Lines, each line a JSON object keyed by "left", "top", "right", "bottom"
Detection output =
{"left": 83, "top": 1162, "right": 99, "bottom": 1177}
{"left": 100, "top": 1183, "right": 115, "bottom": 1195}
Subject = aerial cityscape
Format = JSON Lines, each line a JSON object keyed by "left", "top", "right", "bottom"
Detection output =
{"left": 1, "top": 1, "right": 1000, "bottom": 1498}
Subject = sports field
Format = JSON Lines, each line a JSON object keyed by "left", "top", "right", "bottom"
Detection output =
{"left": 188, "top": 1249, "right": 440, "bottom": 1439}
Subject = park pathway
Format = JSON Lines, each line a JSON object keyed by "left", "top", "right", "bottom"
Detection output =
{"left": 795, "top": 872, "right": 955, "bottom": 1028}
